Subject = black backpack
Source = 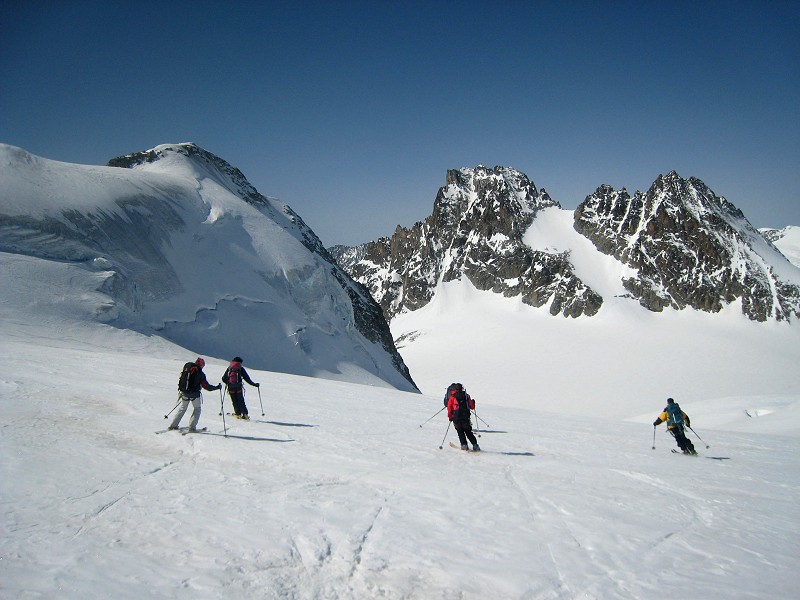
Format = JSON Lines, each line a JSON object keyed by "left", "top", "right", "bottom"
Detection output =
{"left": 178, "top": 362, "right": 198, "bottom": 392}
{"left": 444, "top": 383, "right": 458, "bottom": 407}
{"left": 453, "top": 390, "right": 471, "bottom": 419}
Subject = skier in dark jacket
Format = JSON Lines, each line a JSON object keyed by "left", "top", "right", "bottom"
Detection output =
{"left": 170, "top": 357, "right": 221, "bottom": 431}
{"left": 653, "top": 397, "right": 696, "bottom": 455}
{"left": 447, "top": 383, "right": 480, "bottom": 451}
{"left": 222, "top": 356, "right": 259, "bottom": 420}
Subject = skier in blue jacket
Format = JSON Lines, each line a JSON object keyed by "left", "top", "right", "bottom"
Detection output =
{"left": 654, "top": 398, "right": 697, "bottom": 455}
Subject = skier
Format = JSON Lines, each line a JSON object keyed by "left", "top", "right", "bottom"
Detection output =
{"left": 653, "top": 397, "right": 697, "bottom": 455}
{"left": 222, "top": 356, "right": 259, "bottom": 420}
{"left": 447, "top": 383, "right": 480, "bottom": 451}
{"left": 170, "top": 357, "right": 221, "bottom": 432}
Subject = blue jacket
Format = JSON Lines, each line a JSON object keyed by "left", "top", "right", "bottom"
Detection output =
{"left": 654, "top": 403, "right": 690, "bottom": 429}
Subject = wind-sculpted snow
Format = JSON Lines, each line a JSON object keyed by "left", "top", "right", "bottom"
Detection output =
{"left": 574, "top": 171, "right": 800, "bottom": 321}
{"left": 0, "top": 143, "right": 416, "bottom": 391}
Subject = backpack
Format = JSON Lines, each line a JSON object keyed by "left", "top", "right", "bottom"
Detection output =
{"left": 665, "top": 403, "right": 684, "bottom": 427}
{"left": 178, "top": 362, "right": 197, "bottom": 392}
{"left": 453, "top": 390, "right": 472, "bottom": 420}
{"left": 226, "top": 365, "right": 242, "bottom": 388}
{"left": 444, "top": 383, "right": 458, "bottom": 407}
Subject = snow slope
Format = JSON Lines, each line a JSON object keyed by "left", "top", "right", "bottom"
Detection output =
{"left": 1, "top": 230, "right": 799, "bottom": 599}
{"left": 762, "top": 225, "right": 800, "bottom": 268}
{"left": 0, "top": 144, "right": 415, "bottom": 391}
{"left": 392, "top": 207, "right": 800, "bottom": 419}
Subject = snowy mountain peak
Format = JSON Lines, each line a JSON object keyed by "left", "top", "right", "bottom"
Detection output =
{"left": 651, "top": 170, "right": 747, "bottom": 224}
{"left": 338, "top": 165, "right": 602, "bottom": 319}
{"left": 439, "top": 165, "right": 559, "bottom": 221}
{"left": 0, "top": 143, "right": 417, "bottom": 391}
{"left": 575, "top": 171, "right": 800, "bottom": 321}
{"left": 108, "top": 142, "right": 266, "bottom": 207}
{"left": 109, "top": 143, "right": 331, "bottom": 260}
{"left": 335, "top": 167, "right": 799, "bottom": 323}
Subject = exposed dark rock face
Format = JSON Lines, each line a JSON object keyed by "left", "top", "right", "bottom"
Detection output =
{"left": 574, "top": 171, "right": 800, "bottom": 321}
{"left": 335, "top": 168, "right": 799, "bottom": 324}
{"left": 338, "top": 166, "right": 603, "bottom": 319}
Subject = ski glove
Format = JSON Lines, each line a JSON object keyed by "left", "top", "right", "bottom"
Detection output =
{"left": 214, "top": 384, "right": 222, "bottom": 390}
{"left": 653, "top": 419, "right": 661, "bottom": 427}
{"left": 685, "top": 418, "right": 691, "bottom": 428}
{"left": 255, "top": 382, "right": 260, "bottom": 387}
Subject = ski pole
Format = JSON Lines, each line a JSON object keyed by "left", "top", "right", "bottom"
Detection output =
{"left": 471, "top": 410, "right": 481, "bottom": 438}
{"left": 438, "top": 421, "right": 452, "bottom": 449}
{"left": 419, "top": 406, "right": 446, "bottom": 427}
{"left": 164, "top": 399, "right": 181, "bottom": 419}
{"left": 688, "top": 425, "right": 709, "bottom": 448}
{"left": 220, "top": 386, "right": 227, "bottom": 437}
{"left": 652, "top": 425, "right": 657, "bottom": 450}
{"left": 257, "top": 386, "right": 265, "bottom": 417}
{"left": 474, "top": 411, "right": 490, "bottom": 428}
{"left": 219, "top": 383, "right": 227, "bottom": 416}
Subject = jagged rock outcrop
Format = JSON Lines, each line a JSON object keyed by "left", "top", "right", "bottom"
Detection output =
{"left": 339, "top": 166, "right": 603, "bottom": 319}
{"left": 574, "top": 171, "right": 800, "bottom": 321}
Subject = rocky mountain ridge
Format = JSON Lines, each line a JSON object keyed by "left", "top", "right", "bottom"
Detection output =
{"left": 332, "top": 166, "right": 603, "bottom": 319}
{"left": 333, "top": 167, "right": 800, "bottom": 323}
{"left": 574, "top": 171, "right": 799, "bottom": 321}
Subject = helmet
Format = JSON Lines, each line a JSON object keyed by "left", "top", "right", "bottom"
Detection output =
{"left": 195, "top": 357, "right": 206, "bottom": 367}
{"left": 233, "top": 356, "right": 243, "bottom": 363}
{"left": 667, "top": 397, "right": 674, "bottom": 404}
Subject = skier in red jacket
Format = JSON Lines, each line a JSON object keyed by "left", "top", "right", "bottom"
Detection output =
{"left": 447, "top": 383, "right": 480, "bottom": 451}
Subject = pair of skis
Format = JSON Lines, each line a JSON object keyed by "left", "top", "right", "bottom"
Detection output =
{"left": 449, "top": 441, "right": 479, "bottom": 453}
{"left": 448, "top": 441, "right": 534, "bottom": 457}
{"left": 155, "top": 426, "right": 207, "bottom": 435}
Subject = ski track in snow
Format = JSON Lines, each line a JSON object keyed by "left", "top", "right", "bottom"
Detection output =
{"left": 1, "top": 256, "right": 799, "bottom": 598}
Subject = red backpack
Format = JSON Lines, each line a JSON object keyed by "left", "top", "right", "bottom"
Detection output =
{"left": 226, "top": 363, "right": 243, "bottom": 388}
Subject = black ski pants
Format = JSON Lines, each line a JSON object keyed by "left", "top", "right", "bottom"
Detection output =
{"left": 228, "top": 387, "right": 248, "bottom": 416}
{"left": 454, "top": 418, "right": 477, "bottom": 447}
{"left": 670, "top": 425, "right": 695, "bottom": 453}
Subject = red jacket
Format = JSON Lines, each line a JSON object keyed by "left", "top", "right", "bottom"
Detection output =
{"left": 447, "top": 390, "right": 475, "bottom": 420}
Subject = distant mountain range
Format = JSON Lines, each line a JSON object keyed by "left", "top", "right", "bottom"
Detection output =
{"left": 331, "top": 166, "right": 800, "bottom": 323}
{"left": 2, "top": 143, "right": 798, "bottom": 402}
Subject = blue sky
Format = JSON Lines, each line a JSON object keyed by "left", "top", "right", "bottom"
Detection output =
{"left": 2, "top": 1, "right": 798, "bottom": 246}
